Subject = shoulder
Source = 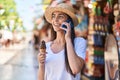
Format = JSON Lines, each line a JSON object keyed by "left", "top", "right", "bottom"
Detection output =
{"left": 74, "top": 37, "right": 87, "bottom": 60}
{"left": 74, "top": 37, "right": 87, "bottom": 44}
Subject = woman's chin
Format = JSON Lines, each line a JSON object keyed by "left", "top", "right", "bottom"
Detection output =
{"left": 53, "top": 27, "right": 61, "bottom": 32}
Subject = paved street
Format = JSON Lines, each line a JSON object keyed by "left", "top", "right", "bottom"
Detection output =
{"left": 0, "top": 43, "right": 39, "bottom": 80}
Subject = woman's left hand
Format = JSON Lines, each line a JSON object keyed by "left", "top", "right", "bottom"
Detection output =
{"left": 60, "top": 22, "right": 71, "bottom": 40}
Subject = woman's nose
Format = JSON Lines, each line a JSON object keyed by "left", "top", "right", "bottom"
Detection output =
{"left": 53, "top": 17, "right": 59, "bottom": 22}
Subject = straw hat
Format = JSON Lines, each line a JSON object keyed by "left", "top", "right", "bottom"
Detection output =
{"left": 45, "top": 3, "right": 79, "bottom": 27}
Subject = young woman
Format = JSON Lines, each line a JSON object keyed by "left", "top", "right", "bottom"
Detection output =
{"left": 38, "top": 3, "right": 87, "bottom": 80}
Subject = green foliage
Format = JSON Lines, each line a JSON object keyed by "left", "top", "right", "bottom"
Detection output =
{"left": 0, "top": 0, "right": 25, "bottom": 31}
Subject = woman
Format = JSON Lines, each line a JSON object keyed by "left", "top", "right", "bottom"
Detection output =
{"left": 38, "top": 3, "right": 87, "bottom": 80}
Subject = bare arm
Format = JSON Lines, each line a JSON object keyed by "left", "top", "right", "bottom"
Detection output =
{"left": 66, "top": 38, "right": 86, "bottom": 74}
{"left": 38, "top": 64, "right": 45, "bottom": 80}
{"left": 60, "top": 21, "right": 86, "bottom": 75}
{"left": 37, "top": 53, "right": 46, "bottom": 80}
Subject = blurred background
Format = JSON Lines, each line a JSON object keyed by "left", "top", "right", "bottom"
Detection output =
{"left": 0, "top": 0, "right": 120, "bottom": 80}
{"left": 0, "top": 0, "right": 50, "bottom": 80}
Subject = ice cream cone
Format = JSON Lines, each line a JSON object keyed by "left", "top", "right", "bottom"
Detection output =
{"left": 40, "top": 40, "right": 46, "bottom": 53}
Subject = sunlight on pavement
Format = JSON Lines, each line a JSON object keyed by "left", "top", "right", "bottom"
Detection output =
{"left": 0, "top": 43, "right": 27, "bottom": 65}
{"left": 0, "top": 51, "right": 16, "bottom": 65}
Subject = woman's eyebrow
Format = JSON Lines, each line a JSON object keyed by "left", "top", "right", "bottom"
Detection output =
{"left": 58, "top": 13, "right": 66, "bottom": 16}
{"left": 52, "top": 13, "right": 67, "bottom": 18}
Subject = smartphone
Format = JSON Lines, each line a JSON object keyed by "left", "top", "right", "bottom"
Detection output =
{"left": 62, "top": 18, "right": 74, "bottom": 28}
{"left": 62, "top": 18, "right": 74, "bottom": 33}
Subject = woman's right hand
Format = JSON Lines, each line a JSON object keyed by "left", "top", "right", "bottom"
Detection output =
{"left": 37, "top": 52, "right": 46, "bottom": 65}
{"left": 38, "top": 52, "right": 46, "bottom": 80}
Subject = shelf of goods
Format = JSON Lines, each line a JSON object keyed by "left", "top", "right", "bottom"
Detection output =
{"left": 84, "top": 16, "right": 110, "bottom": 79}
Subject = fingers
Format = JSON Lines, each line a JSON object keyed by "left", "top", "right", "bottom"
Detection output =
{"left": 39, "top": 57, "right": 45, "bottom": 64}
{"left": 60, "top": 22, "right": 71, "bottom": 32}
{"left": 40, "top": 53, "right": 46, "bottom": 59}
{"left": 38, "top": 53, "right": 46, "bottom": 64}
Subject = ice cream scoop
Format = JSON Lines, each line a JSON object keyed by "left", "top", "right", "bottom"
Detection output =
{"left": 40, "top": 40, "right": 46, "bottom": 53}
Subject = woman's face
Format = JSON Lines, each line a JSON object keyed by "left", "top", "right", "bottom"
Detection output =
{"left": 51, "top": 11, "right": 68, "bottom": 32}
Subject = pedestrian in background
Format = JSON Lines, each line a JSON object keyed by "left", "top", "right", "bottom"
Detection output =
{"left": 38, "top": 3, "right": 87, "bottom": 80}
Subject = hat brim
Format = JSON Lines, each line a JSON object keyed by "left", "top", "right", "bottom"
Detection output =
{"left": 45, "top": 7, "right": 79, "bottom": 27}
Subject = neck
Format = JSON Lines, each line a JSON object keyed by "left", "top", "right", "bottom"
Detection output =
{"left": 54, "top": 31, "right": 65, "bottom": 44}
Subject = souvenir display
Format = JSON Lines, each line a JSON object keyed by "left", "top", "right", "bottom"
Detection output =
{"left": 104, "top": 34, "right": 119, "bottom": 80}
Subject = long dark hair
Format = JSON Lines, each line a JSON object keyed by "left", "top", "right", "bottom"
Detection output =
{"left": 39, "top": 22, "right": 56, "bottom": 41}
{"left": 50, "top": 16, "right": 76, "bottom": 77}
{"left": 64, "top": 17, "right": 76, "bottom": 77}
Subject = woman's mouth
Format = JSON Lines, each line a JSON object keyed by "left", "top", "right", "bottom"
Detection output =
{"left": 53, "top": 24, "right": 60, "bottom": 27}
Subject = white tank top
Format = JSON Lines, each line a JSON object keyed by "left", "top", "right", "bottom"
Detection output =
{"left": 44, "top": 37, "right": 87, "bottom": 80}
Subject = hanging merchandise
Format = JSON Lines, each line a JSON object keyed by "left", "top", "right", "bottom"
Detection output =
{"left": 114, "top": 21, "right": 120, "bottom": 36}
{"left": 84, "top": 1, "right": 107, "bottom": 79}
{"left": 113, "top": 16, "right": 120, "bottom": 40}
{"left": 93, "top": 33, "right": 103, "bottom": 47}
{"left": 104, "top": 34, "right": 119, "bottom": 80}
{"left": 84, "top": 0, "right": 120, "bottom": 79}
{"left": 97, "top": 6, "right": 101, "bottom": 16}
{"left": 113, "top": 0, "right": 120, "bottom": 35}
{"left": 103, "top": 0, "right": 113, "bottom": 14}
{"left": 113, "top": 14, "right": 120, "bottom": 80}
{"left": 112, "top": 0, "right": 120, "bottom": 77}
{"left": 93, "top": 15, "right": 108, "bottom": 47}
{"left": 113, "top": 3, "right": 119, "bottom": 17}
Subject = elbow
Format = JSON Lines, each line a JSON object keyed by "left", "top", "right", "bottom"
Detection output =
{"left": 72, "top": 71, "right": 79, "bottom": 75}
{"left": 71, "top": 68, "right": 81, "bottom": 75}
{"left": 71, "top": 64, "right": 84, "bottom": 75}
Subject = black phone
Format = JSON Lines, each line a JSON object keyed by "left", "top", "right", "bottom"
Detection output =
{"left": 62, "top": 18, "right": 74, "bottom": 33}
{"left": 62, "top": 18, "right": 74, "bottom": 29}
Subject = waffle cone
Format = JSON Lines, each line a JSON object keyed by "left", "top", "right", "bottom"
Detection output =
{"left": 40, "top": 49, "right": 46, "bottom": 53}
